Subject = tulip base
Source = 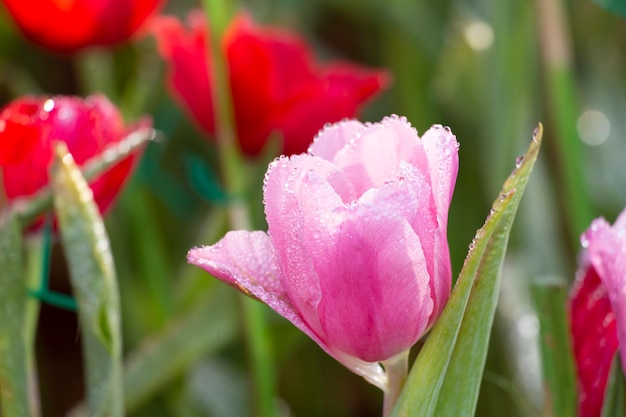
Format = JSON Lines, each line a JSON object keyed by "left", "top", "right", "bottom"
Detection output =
{"left": 382, "top": 350, "right": 409, "bottom": 417}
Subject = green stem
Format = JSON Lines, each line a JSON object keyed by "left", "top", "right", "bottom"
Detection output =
{"left": 75, "top": 49, "right": 117, "bottom": 100}
{"left": 535, "top": 0, "right": 593, "bottom": 245}
{"left": 23, "top": 237, "right": 44, "bottom": 417}
{"left": 201, "top": 1, "right": 276, "bottom": 416}
{"left": 382, "top": 351, "right": 409, "bottom": 417}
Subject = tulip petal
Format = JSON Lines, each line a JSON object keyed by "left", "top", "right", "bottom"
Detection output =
{"left": 151, "top": 12, "right": 216, "bottom": 136}
{"left": 288, "top": 169, "right": 433, "bottom": 362}
{"left": 331, "top": 115, "right": 418, "bottom": 201}
{"left": 407, "top": 124, "right": 459, "bottom": 316}
{"left": 417, "top": 124, "right": 460, "bottom": 226}
{"left": 187, "top": 230, "right": 387, "bottom": 389}
{"left": 584, "top": 216, "right": 626, "bottom": 377}
{"left": 308, "top": 119, "right": 366, "bottom": 160}
{"left": 2, "top": 0, "right": 161, "bottom": 52}
{"left": 315, "top": 197, "right": 434, "bottom": 362}
{"left": 263, "top": 154, "right": 343, "bottom": 338}
{"left": 569, "top": 266, "right": 619, "bottom": 417}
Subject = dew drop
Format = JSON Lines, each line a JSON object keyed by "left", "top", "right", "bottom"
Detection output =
{"left": 580, "top": 235, "right": 589, "bottom": 249}
{"left": 43, "top": 98, "right": 55, "bottom": 112}
{"left": 515, "top": 155, "right": 524, "bottom": 168}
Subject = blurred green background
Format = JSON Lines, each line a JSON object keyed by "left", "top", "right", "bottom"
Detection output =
{"left": 2, "top": 0, "right": 626, "bottom": 416}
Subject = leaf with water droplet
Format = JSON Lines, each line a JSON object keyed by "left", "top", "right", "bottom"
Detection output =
{"left": 391, "top": 124, "right": 543, "bottom": 417}
{"left": 52, "top": 142, "right": 123, "bottom": 417}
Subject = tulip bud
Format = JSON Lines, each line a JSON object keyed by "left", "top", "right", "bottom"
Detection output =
{"left": 0, "top": 94, "right": 149, "bottom": 224}
{"left": 569, "top": 208, "right": 626, "bottom": 417}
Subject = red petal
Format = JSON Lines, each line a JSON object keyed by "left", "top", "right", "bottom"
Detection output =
{"left": 569, "top": 266, "right": 619, "bottom": 417}
{"left": 1, "top": 0, "right": 162, "bottom": 52}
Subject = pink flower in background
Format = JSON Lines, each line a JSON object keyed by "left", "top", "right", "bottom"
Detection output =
{"left": 188, "top": 115, "right": 459, "bottom": 386}
{"left": 0, "top": 94, "right": 149, "bottom": 221}
{"left": 151, "top": 11, "right": 390, "bottom": 156}
{"left": 1, "top": 0, "right": 162, "bottom": 52}
{"left": 569, "top": 208, "right": 626, "bottom": 417}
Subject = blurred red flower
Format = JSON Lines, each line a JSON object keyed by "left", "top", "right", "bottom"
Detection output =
{"left": 1, "top": 0, "right": 162, "bottom": 52}
{"left": 569, "top": 266, "right": 619, "bottom": 417}
{"left": 0, "top": 94, "right": 149, "bottom": 221}
{"left": 569, "top": 209, "right": 626, "bottom": 417}
{"left": 151, "top": 11, "right": 390, "bottom": 156}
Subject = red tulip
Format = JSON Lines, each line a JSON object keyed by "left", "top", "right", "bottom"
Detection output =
{"left": 1, "top": 0, "right": 162, "bottom": 52}
{"left": 569, "top": 208, "right": 626, "bottom": 417}
{"left": 151, "top": 11, "right": 390, "bottom": 156}
{"left": 569, "top": 265, "right": 619, "bottom": 417}
{"left": 0, "top": 94, "right": 149, "bottom": 222}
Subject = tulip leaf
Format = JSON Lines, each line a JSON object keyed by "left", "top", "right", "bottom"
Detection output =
{"left": 0, "top": 209, "right": 30, "bottom": 417}
{"left": 601, "top": 354, "right": 626, "bottom": 417}
{"left": 391, "top": 124, "right": 542, "bottom": 417}
{"left": 124, "top": 286, "right": 238, "bottom": 412}
{"left": 52, "top": 142, "right": 123, "bottom": 417}
{"left": 17, "top": 127, "right": 156, "bottom": 228}
{"left": 68, "top": 286, "right": 239, "bottom": 416}
{"left": 531, "top": 278, "right": 577, "bottom": 417}
{"left": 592, "top": 0, "right": 626, "bottom": 17}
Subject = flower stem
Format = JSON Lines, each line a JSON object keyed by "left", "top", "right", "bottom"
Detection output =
{"left": 24, "top": 236, "right": 45, "bottom": 417}
{"left": 201, "top": 1, "right": 277, "bottom": 416}
{"left": 382, "top": 351, "right": 409, "bottom": 417}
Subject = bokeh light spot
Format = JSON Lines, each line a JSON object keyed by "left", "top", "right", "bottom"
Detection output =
{"left": 464, "top": 21, "right": 494, "bottom": 51}
{"left": 577, "top": 110, "right": 610, "bottom": 146}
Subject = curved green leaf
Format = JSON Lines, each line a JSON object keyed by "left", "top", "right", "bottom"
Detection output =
{"left": 52, "top": 143, "right": 123, "bottom": 417}
{"left": 391, "top": 125, "right": 543, "bottom": 417}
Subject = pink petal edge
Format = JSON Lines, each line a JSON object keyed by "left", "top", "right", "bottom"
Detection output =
{"left": 187, "top": 230, "right": 387, "bottom": 388}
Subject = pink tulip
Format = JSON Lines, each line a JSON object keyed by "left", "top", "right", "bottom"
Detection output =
{"left": 188, "top": 115, "right": 459, "bottom": 387}
{"left": 569, "top": 208, "right": 626, "bottom": 416}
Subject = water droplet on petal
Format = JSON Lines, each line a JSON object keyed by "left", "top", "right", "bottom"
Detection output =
{"left": 43, "top": 98, "right": 55, "bottom": 112}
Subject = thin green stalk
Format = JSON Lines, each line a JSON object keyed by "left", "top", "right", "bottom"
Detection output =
{"left": 201, "top": 1, "right": 277, "bottom": 416}
{"left": 23, "top": 237, "right": 44, "bottom": 417}
{"left": 535, "top": 0, "right": 593, "bottom": 245}
{"left": 382, "top": 351, "right": 409, "bottom": 417}
{"left": 530, "top": 278, "right": 576, "bottom": 417}
{"left": 76, "top": 49, "right": 117, "bottom": 101}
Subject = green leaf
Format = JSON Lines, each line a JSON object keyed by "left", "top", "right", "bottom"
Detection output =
{"left": 52, "top": 142, "right": 123, "bottom": 417}
{"left": 124, "top": 286, "right": 238, "bottom": 412}
{"left": 592, "top": 0, "right": 626, "bottom": 17}
{"left": 391, "top": 124, "right": 543, "bottom": 417}
{"left": 0, "top": 210, "right": 29, "bottom": 417}
{"left": 601, "top": 354, "right": 626, "bottom": 417}
{"left": 68, "top": 286, "right": 239, "bottom": 416}
{"left": 531, "top": 277, "right": 577, "bottom": 417}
